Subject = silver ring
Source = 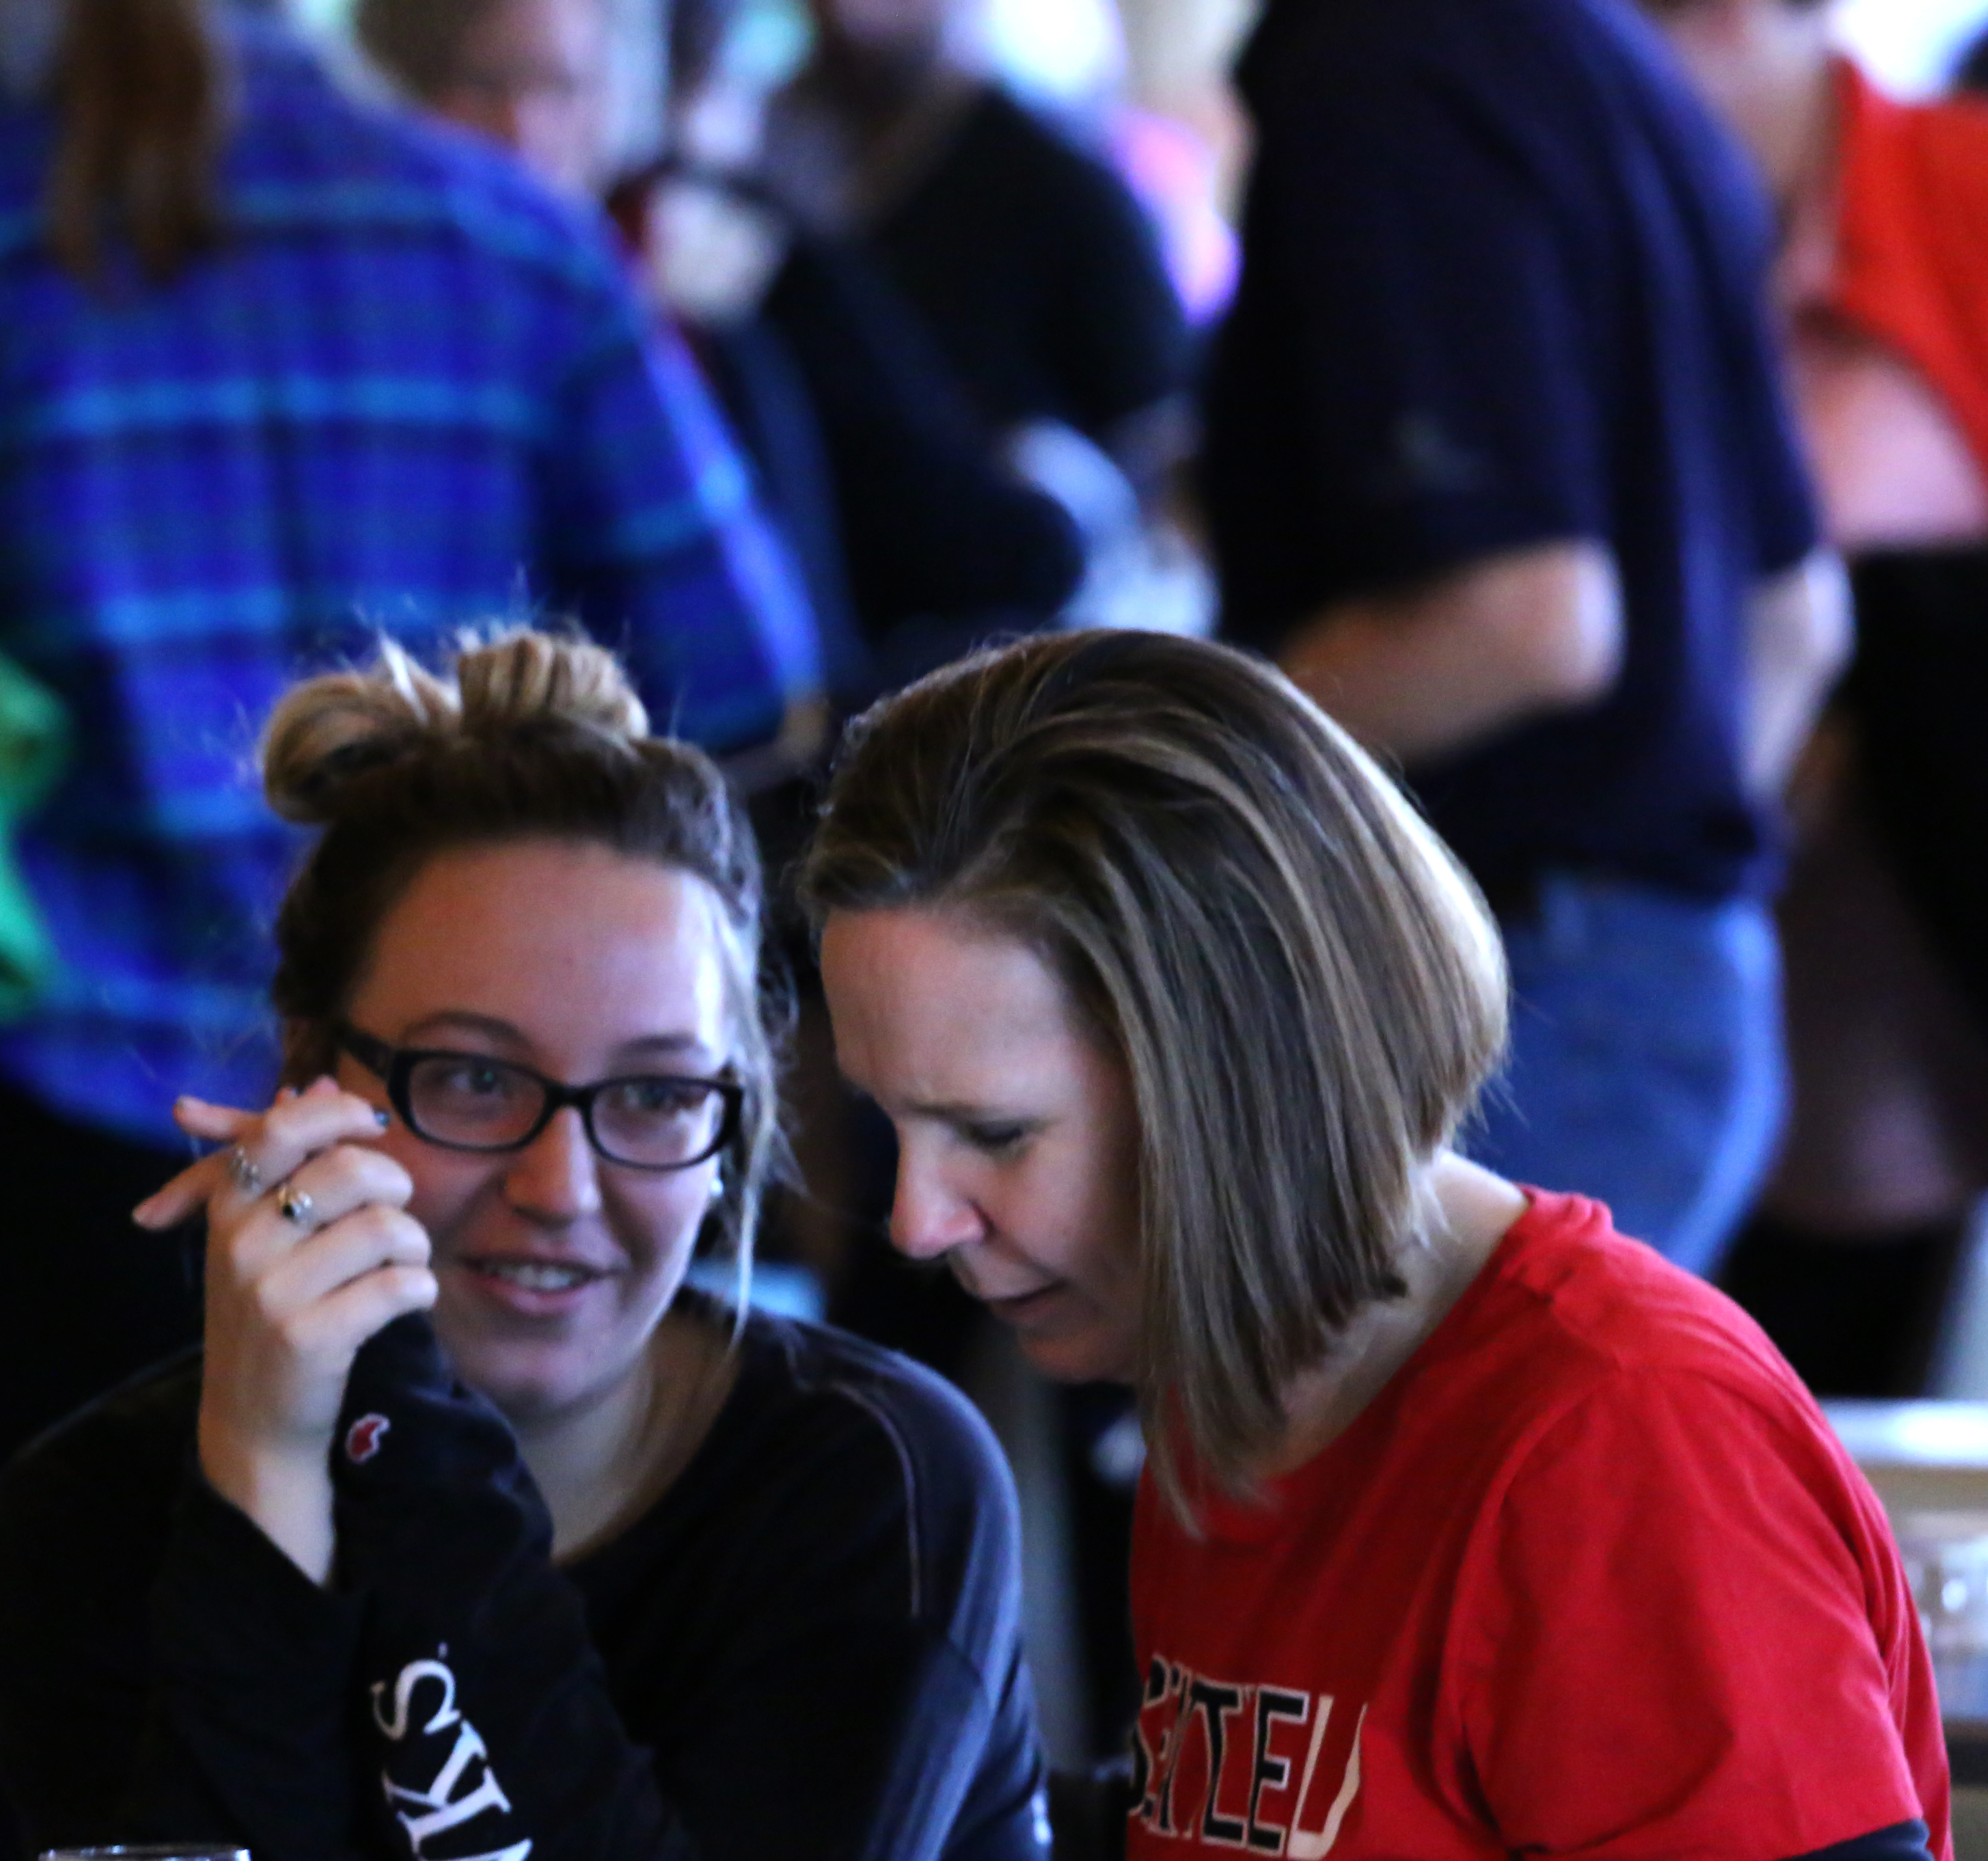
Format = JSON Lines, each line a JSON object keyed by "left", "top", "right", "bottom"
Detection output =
{"left": 277, "top": 1183, "right": 315, "bottom": 1227}
{"left": 226, "top": 1145, "right": 263, "bottom": 1195}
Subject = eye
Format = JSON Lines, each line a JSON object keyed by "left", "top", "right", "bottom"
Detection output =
{"left": 613, "top": 1077, "right": 711, "bottom": 1119}
{"left": 437, "top": 1060, "right": 516, "bottom": 1100}
{"left": 963, "top": 1121, "right": 1030, "bottom": 1155}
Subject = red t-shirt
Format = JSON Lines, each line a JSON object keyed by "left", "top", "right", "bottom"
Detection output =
{"left": 1128, "top": 1192, "right": 1949, "bottom": 1859}
{"left": 1830, "top": 59, "right": 1988, "bottom": 485}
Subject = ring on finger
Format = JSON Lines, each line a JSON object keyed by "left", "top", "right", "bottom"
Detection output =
{"left": 276, "top": 1183, "right": 316, "bottom": 1228}
{"left": 225, "top": 1144, "right": 263, "bottom": 1195}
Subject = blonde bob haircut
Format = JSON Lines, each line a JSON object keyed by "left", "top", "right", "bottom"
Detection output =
{"left": 800, "top": 630, "right": 1507, "bottom": 1509}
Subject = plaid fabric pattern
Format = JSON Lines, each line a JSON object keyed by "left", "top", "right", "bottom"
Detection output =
{"left": 0, "top": 13, "right": 819, "bottom": 1144}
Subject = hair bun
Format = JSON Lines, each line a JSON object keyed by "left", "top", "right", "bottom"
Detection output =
{"left": 260, "top": 628, "right": 651, "bottom": 826}
{"left": 455, "top": 629, "right": 649, "bottom": 742}
{"left": 260, "top": 639, "right": 458, "bottom": 824}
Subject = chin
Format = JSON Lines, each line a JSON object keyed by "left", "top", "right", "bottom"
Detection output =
{"left": 1016, "top": 1323, "right": 1136, "bottom": 1387}
{"left": 453, "top": 1353, "right": 581, "bottom": 1425}
{"left": 435, "top": 1326, "right": 619, "bottom": 1427}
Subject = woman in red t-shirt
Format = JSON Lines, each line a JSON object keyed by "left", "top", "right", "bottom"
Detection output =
{"left": 806, "top": 628, "right": 1950, "bottom": 1861}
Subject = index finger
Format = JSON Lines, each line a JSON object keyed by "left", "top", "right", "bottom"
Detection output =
{"left": 133, "top": 1085, "right": 390, "bottom": 1231}
{"left": 132, "top": 1149, "right": 226, "bottom": 1231}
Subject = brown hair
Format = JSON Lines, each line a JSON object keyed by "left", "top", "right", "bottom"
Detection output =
{"left": 262, "top": 627, "right": 782, "bottom": 1274}
{"left": 799, "top": 630, "right": 1507, "bottom": 1511}
{"left": 48, "top": 0, "right": 227, "bottom": 283}
{"left": 353, "top": 0, "right": 504, "bottom": 98}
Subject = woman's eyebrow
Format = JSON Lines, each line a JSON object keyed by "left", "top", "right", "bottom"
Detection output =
{"left": 399, "top": 1016, "right": 719, "bottom": 1066}
{"left": 909, "top": 1096, "right": 1043, "bottom": 1124}
{"left": 398, "top": 1010, "right": 526, "bottom": 1047}
{"left": 614, "top": 1033, "right": 718, "bottom": 1063}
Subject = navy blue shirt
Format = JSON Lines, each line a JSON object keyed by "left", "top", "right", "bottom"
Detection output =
{"left": 0, "top": 1303, "right": 1049, "bottom": 1860}
{"left": 1202, "top": 0, "right": 1819, "bottom": 901}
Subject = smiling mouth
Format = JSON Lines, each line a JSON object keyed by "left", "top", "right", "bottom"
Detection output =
{"left": 464, "top": 1259, "right": 607, "bottom": 1294}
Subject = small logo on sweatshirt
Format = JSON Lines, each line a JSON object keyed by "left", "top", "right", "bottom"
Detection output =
{"left": 345, "top": 1413, "right": 392, "bottom": 1465}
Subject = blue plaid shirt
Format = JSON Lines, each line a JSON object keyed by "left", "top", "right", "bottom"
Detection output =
{"left": 0, "top": 12, "right": 821, "bottom": 1146}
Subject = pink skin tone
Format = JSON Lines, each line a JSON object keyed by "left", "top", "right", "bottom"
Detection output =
{"left": 819, "top": 907, "right": 1145, "bottom": 1386}
{"left": 138, "top": 840, "right": 732, "bottom": 1580}
{"left": 821, "top": 904, "right": 1530, "bottom": 1474}
{"left": 1640, "top": 0, "right": 1836, "bottom": 216}
{"left": 430, "top": 0, "right": 610, "bottom": 201}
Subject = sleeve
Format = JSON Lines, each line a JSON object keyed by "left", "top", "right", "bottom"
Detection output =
{"left": 331, "top": 1317, "right": 697, "bottom": 1861}
{"left": 1453, "top": 1374, "right": 1931, "bottom": 1858}
{"left": 645, "top": 1592, "right": 1034, "bottom": 1861}
{"left": 1239, "top": 61, "right": 1612, "bottom": 602}
{"left": 764, "top": 239, "right": 1084, "bottom": 639}
{"left": 330, "top": 1318, "right": 1049, "bottom": 1861}
{"left": 1031, "top": 130, "right": 1190, "bottom": 444}
{"left": 537, "top": 260, "right": 822, "bottom": 753}
{"left": 0, "top": 1420, "right": 371, "bottom": 1858}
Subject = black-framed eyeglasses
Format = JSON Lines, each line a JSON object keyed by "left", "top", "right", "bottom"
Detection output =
{"left": 337, "top": 1024, "right": 742, "bottom": 1173}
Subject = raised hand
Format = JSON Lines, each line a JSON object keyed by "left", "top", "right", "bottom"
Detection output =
{"left": 134, "top": 1077, "right": 437, "bottom": 1584}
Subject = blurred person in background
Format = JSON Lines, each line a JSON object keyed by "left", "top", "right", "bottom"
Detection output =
{"left": 358, "top": 0, "right": 1088, "bottom": 705}
{"left": 641, "top": 0, "right": 1092, "bottom": 692}
{"left": 0, "top": 0, "right": 820, "bottom": 1468}
{"left": 1644, "top": 0, "right": 1988, "bottom": 1394}
{"left": 350, "top": 0, "right": 608, "bottom": 202}
{"left": 763, "top": 0, "right": 1193, "bottom": 524}
{"left": 1202, "top": 0, "right": 1850, "bottom": 1279}
{"left": 354, "top": 0, "right": 613, "bottom": 200}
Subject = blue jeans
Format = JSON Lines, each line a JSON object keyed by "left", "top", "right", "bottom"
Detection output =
{"left": 1465, "top": 873, "right": 1786, "bottom": 1280}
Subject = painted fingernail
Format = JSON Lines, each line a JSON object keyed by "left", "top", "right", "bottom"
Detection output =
{"left": 375, "top": 1109, "right": 392, "bottom": 1130}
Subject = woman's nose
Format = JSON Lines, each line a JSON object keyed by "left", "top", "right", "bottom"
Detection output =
{"left": 505, "top": 1106, "right": 604, "bottom": 1220}
{"left": 888, "top": 1151, "right": 982, "bottom": 1261}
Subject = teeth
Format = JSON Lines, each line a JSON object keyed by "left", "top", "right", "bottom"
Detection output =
{"left": 479, "top": 1262, "right": 591, "bottom": 1292}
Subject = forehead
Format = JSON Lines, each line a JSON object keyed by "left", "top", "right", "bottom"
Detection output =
{"left": 820, "top": 906, "right": 1091, "bottom": 1095}
{"left": 351, "top": 840, "right": 731, "bottom": 1051}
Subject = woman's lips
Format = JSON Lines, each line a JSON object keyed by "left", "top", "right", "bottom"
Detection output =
{"left": 985, "top": 1282, "right": 1067, "bottom": 1326}
{"left": 453, "top": 1256, "right": 613, "bottom": 1315}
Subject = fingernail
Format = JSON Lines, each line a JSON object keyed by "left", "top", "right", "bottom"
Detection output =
{"left": 374, "top": 1109, "right": 392, "bottom": 1130}
{"left": 132, "top": 1196, "right": 163, "bottom": 1228}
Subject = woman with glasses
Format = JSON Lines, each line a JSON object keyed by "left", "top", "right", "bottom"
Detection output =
{"left": 0, "top": 629, "right": 1047, "bottom": 1861}
{"left": 804, "top": 630, "right": 1948, "bottom": 1861}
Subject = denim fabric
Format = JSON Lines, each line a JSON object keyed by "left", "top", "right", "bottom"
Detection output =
{"left": 1466, "top": 873, "right": 1785, "bottom": 1279}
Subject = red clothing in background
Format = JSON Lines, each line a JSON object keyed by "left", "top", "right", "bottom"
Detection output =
{"left": 1128, "top": 1192, "right": 1948, "bottom": 1859}
{"left": 1830, "top": 60, "right": 1988, "bottom": 482}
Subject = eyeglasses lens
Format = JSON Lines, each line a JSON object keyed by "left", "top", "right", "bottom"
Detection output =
{"left": 404, "top": 1056, "right": 725, "bottom": 1167}
{"left": 590, "top": 1077, "right": 727, "bottom": 1167}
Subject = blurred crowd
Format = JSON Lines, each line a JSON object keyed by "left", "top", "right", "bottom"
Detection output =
{"left": 6, "top": 0, "right": 1988, "bottom": 1789}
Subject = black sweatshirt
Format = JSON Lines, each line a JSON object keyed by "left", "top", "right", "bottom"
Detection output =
{"left": 0, "top": 1301, "right": 1049, "bottom": 1861}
